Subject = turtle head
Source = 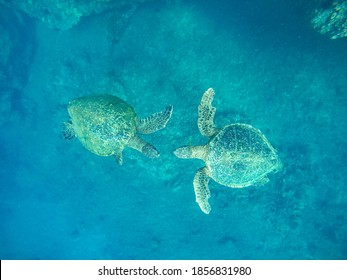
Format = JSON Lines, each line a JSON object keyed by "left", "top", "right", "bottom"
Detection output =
{"left": 174, "top": 145, "right": 207, "bottom": 160}
{"left": 173, "top": 146, "right": 192, "bottom": 158}
{"left": 142, "top": 143, "right": 160, "bottom": 158}
{"left": 272, "top": 155, "right": 283, "bottom": 173}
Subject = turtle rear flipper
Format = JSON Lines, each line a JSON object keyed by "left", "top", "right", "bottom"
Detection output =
{"left": 62, "top": 121, "right": 75, "bottom": 140}
{"left": 198, "top": 88, "right": 219, "bottom": 137}
{"left": 128, "top": 135, "right": 160, "bottom": 158}
{"left": 137, "top": 105, "right": 173, "bottom": 134}
{"left": 193, "top": 167, "right": 211, "bottom": 214}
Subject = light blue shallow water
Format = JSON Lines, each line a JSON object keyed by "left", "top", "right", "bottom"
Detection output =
{"left": 0, "top": 0, "right": 346, "bottom": 259}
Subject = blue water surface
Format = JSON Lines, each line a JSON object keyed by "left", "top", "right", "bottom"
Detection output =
{"left": 0, "top": 0, "right": 346, "bottom": 259}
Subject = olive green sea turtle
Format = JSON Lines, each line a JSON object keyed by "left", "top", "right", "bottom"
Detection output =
{"left": 63, "top": 94, "right": 173, "bottom": 164}
{"left": 174, "top": 88, "right": 282, "bottom": 214}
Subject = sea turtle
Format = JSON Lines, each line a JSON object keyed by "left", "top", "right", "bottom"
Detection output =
{"left": 174, "top": 88, "right": 282, "bottom": 214}
{"left": 63, "top": 94, "right": 173, "bottom": 165}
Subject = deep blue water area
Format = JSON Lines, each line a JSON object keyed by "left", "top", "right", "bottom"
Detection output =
{"left": 0, "top": 0, "right": 346, "bottom": 259}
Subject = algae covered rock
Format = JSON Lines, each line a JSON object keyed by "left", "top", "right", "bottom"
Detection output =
{"left": 311, "top": 1, "right": 347, "bottom": 39}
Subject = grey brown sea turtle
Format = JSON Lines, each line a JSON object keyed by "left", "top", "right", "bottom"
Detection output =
{"left": 174, "top": 88, "right": 282, "bottom": 214}
{"left": 63, "top": 94, "right": 173, "bottom": 165}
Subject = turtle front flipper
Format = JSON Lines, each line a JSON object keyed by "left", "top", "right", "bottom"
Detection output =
{"left": 62, "top": 121, "right": 75, "bottom": 140}
{"left": 137, "top": 105, "right": 173, "bottom": 134}
{"left": 193, "top": 167, "right": 211, "bottom": 214}
{"left": 198, "top": 88, "right": 219, "bottom": 137}
{"left": 128, "top": 135, "right": 160, "bottom": 158}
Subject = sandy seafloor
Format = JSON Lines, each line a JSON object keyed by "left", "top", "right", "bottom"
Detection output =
{"left": 0, "top": 0, "right": 346, "bottom": 259}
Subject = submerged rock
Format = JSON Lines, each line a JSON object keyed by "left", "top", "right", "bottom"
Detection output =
{"left": 0, "top": 6, "right": 35, "bottom": 125}
{"left": 0, "top": 24, "right": 11, "bottom": 87}
{"left": 0, "top": 5, "right": 35, "bottom": 90}
{"left": 0, "top": 0, "right": 148, "bottom": 30}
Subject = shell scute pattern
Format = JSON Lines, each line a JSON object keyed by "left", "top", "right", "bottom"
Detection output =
{"left": 65, "top": 94, "right": 173, "bottom": 164}
{"left": 207, "top": 124, "right": 278, "bottom": 187}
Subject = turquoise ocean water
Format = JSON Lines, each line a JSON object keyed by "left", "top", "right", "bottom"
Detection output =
{"left": 0, "top": 0, "right": 346, "bottom": 259}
